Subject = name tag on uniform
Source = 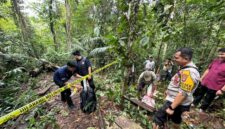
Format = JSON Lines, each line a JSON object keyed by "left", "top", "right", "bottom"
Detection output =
{"left": 180, "top": 70, "right": 194, "bottom": 92}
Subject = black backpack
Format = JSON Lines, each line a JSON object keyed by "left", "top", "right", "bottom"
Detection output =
{"left": 80, "top": 80, "right": 97, "bottom": 113}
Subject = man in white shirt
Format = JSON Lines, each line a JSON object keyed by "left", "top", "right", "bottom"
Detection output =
{"left": 145, "top": 55, "right": 155, "bottom": 71}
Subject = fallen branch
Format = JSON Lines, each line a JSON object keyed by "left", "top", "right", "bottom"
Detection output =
{"left": 123, "top": 96, "right": 155, "bottom": 113}
{"left": 37, "top": 85, "right": 52, "bottom": 96}
{"left": 29, "top": 59, "right": 59, "bottom": 77}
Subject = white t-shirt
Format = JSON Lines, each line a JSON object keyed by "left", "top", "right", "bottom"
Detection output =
{"left": 145, "top": 60, "right": 155, "bottom": 71}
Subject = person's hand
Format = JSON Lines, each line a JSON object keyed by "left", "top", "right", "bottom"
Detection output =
{"left": 73, "top": 85, "right": 83, "bottom": 92}
{"left": 149, "top": 93, "right": 154, "bottom": 98}
{"left": 76, "top": 74, "right": 82, "bottom": 78}
{"left": 199, "top": 78, "right": 202, "bottom": 82}
{"left": 88, "top": 76, "right": 92, "bottom": 80}
{"left": 164, "top": 90, "right": 168, "bottom": 97}
{"left": 216, "top": 90, "right": 223, "bottom": 96}
{"left": 64, "top": 82, "right": 69, "bottom": 86}
{"left": 166, "top": 108, "right": 174, "bottom": 115}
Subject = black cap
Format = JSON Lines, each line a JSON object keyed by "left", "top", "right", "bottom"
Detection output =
{"left": 72, "top": 50, "right": 81, "bottom": 56}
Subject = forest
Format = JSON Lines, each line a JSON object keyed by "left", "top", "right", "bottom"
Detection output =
{"left": 0, "top": 0, "right": 225, "bottom": 129}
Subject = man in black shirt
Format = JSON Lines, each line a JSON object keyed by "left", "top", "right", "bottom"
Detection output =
{"left": 72, "top": 50, "right": 95, "bottom": 90}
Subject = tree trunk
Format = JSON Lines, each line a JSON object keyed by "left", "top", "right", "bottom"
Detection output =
{"left": 183, "top": 0, "right": 188, "bottom": 45}
{"left": 143, "top": 3, "right": 147, "bottom": 18}
{"left": 120, "top": 0, "right": 140, "bottom": 108}
{"left": 11, "top": 0, "right": 28, "bottom": 42}
{"left": 11, "top": 0, "right": 39, "bottom": 58}
{"left": 65, "top": 0, "right": 72, "bottom": 50}
{"left": 156, "top": 41, "right": 163, "bottom": 72}
{"left": 207, "top": 20, "right": 223, "bottom": 62}
{"left": 162, "top": 43, "right": 167, "bottom": 61}
{"left": 49, "top": 0, "right": 59, "bottom": 51}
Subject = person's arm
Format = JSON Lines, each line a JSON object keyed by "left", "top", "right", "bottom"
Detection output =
{"left": 200, "top": 61, "right": 214, "bottom": 81}
{"left": 200, "top": 69, "right": 209, "bottom": 82}
{"left": 88, "top": 67, "right": 92, "bottom": 75}
{"left": 166, "top": 92, "right": 187, "bottom": 115}
{"left": 76, "top": 73, "right": 83, "bottom": 78}
{"left": 137, "top": 72, "right": 144, "bottom": 84}
{"left": 169, "top": 92, "right": 186, "bottom": 108}
{"left": 151, "top": 72, "right": 157, "bottom": 96}
{"left": 221, "top": 85, "right": 225, "bottom": 91}
{"left": 216, "top": 84, "right": 225, "bottom": 95}
{"left": 85, "top": 58, "right": 92, "bottom": 79}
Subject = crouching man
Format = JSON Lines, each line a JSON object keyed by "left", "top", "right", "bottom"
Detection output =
{"left": 53, "top": 61, "right": 78, "bottom": 109}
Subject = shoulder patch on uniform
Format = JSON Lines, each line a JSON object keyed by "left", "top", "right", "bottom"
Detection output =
{"left": 180, "top": 70, "right": 195, "bottom": 92}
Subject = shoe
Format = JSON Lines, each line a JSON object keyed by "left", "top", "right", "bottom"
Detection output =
{"left": 61, "top": 97, "right": 66, "bottom": 102}
{"left": 214, "top": 96, "right": 219, "bottom": 100}
{"left": 199, "top": 108, "right": 205, "bottom": 113}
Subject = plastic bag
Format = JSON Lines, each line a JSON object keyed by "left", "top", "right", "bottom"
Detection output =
{"left": 142, "top": 84, "right": 155, "bottom": 108}
{"left": 142, "top": 95, "right": 155, "bottom": 108}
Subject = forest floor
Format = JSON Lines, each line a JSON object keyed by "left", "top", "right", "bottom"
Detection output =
{"left": 33, "top": 73, "right": 143, "bottom": 129}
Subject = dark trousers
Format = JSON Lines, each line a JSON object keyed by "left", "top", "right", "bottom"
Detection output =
{"left": 81, "top": 78, "right": 95, "bottom": 90}
{"left": 137, "top": 82, "right": 148, "bottom": 99}
{"left": 137, "top": 82, "right": 146, "bottom": 92}
{"left": 165, "top": 71, "right": 172, "bottom": 81}
{"left": 193, "top": 85, "right": 216, "bottom": 110}
{"left": 128, "top": 74, "right": 135, "bottom": 87}
{"left": 153, "top": 101, "right": 190, "bottom": 128}
{"left": 59, "top": 86, "right": 74, "bottom": 106}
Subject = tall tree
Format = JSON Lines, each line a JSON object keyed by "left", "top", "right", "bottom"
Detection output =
{"left": 11, "top": 0, "right": 29, "bottom": 42}
{"left": 117, "top": 0, "right": 141, "bottom": 106}
{"left": 49, "top": 0, "right": 59, "bottom": 51}
{"left": 11, "top": 0, "right": 38, "bottom": 58}
{"left": 65, "top": 0, "right": 72, "bottom": 50}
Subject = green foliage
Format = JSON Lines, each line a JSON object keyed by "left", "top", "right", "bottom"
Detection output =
{"left": 42, "top": 48, "right": 72, "bottom": 65}
{"left": 14, "top": 87, "right": 38, "bottom": 108}
{"left": 0, "top": 0, "right": 225, "bottom": 128}
{"left": 105, "top": 111, "right": 116, "bottom": 124}
{"left": 23, "top": 107, "right": 59, "bottom": 129}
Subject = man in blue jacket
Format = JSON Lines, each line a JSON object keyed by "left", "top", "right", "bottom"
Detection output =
{"left": 53, "top": 61, "right": 77, "bottom": 109}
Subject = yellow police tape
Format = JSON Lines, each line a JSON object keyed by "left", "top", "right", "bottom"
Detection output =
{"left": 0, "top": 60, "right": 118, "bottom": 125}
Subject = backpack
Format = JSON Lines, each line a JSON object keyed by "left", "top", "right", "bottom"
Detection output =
{"left": 80, "top": 79, "right": 97, "bottom": 113}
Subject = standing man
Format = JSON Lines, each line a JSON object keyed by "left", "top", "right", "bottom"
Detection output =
{"left": 53, "top": 61, "right": 77, "bottom": 109}
{"left": 153, "top": 48, "right": 200, "bottom": 129}
{"left": 193, "top": 48, "right": 225, "bottom": 112}
{"left": 163, "top": 58, "right": 174, "bottom": 81}
{"left": 145, "top": 55, "right": 155, "bottom": 71}
{"left": 72, "top": 50, "right": 95, "bottom": 90}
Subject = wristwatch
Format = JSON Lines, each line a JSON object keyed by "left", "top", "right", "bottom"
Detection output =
{"left": 169, "top": 105, "right": 174, "bottom": 110}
